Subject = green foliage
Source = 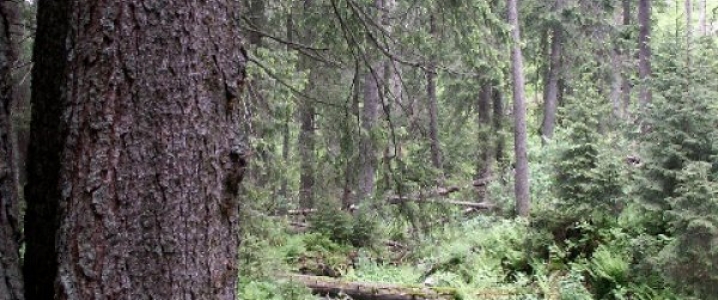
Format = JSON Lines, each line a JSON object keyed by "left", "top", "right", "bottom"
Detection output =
{"left": 238, "top": 279, "right": 314, "bottom": 300}
{"left": 635, "top": 39, "right": 718, "bottom": 298}
{"left": 551, "top": 80, "right": 625, "bottom": 219}
{"left": 308, "top": 198, "right": 381, "bottom": 247}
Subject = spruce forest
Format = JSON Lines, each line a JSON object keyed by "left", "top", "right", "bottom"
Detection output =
{"left": 1, "top": 0, "right": 718, "bottom": 299}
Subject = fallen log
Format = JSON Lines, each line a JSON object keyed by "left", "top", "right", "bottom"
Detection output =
{"left": 280, "top": 274, "right": 456, "bottom": 300}
{"left": 387, "top": 196, "right": 494, "bottom": 210}
{"left": 281, "top": 274, "right": 550, "bottom": 300}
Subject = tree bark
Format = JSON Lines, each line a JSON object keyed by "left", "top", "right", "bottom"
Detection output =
{"left": 0, "top": 1, "right": 24, "bottom": 299}
{"left": 508, "top": 0, "right": 531, "bottom": 217}
{"left": 638, "top": 0, "right": 652, "bottom": 117}
{"left": 27, "top": 1, "right": 247, "bottom": 299}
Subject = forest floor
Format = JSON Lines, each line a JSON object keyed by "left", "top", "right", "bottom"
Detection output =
{"left": 237, "top": 208, "right": 610, "bottom": 300}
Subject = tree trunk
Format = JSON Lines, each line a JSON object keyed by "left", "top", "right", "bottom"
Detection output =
{"left": 638, "top": 0, "right": 652, "bottom": 116}
{"left": 427, "top": 14, "right": 444, "bottom": 177}
{"left": 358, "top": 65, "right": 380, "bottom": 202}
{"left": 621, "top": 0, "right": 632, "bottom": 119}
{"left": 0, "top": 1, "right": 24, "bottom": 299}
{"left": 492, "top": 85, "right": 505, "bottom": 166}
{"left": 298, "top": 85, "right": 316, "bottom": 208}
{"left": 27, "top": 1, "right": 247, "bottom": 299}
{"left": 247, "top": 0, "right": 266, "bottom": 46}
{"left": 298, "top": 3, "right": 316, "bottom": 209}
{"left": 356, "top": 0, "right": 387, "bottom": 202}
{"left": 476, "top": 80, "right": 493, "bottom": 201}
{"left": 698, "top": 0, "right": 707, "bottom": 35}
{"left": 281, "top": 10, "right": 294, "bottom": 201}
{"left": 685, "top": 0, "right": 692, "bottom": 63}
{"left": 508, "top": 0, "right": 531, "bottom": 217}
{"left": 540, "top": 23, "right": 563, "bottom": 142}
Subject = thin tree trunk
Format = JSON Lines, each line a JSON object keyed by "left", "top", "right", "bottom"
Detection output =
{"left": 476, "top": 80, "right": 493, "bottom": 201}
{"left": 685, "top": 0, "right": 692, "bottom": 63}
{"left": 540, "top": 22, "right": 563, "bottom": 142}
{"left": 298, "top": 83, "right": 316, "bottom": 208}
{"left": 621, "top": 0, "right": 632, "bottom": 119}
{"left": 298, "top": 2, "right": 316, "bottom": 209}
{"left": 358, "top": 65, "right": 380, "bottom": 202}
{"left": 508, "top": 0, "right": 531, "bottom": 217}
{"left": 492, "top": 86, "right": 505, "bottom": 166}
{"left": 638, "top": 0, "right": 652, "bottom": 117}
{"left": 698, "top": 0, "right": 707, "bottom": 35}
{"left": 281, "top": 10, "right": 294, "bottom": 200}
{"left": 356, "top": 0, "right": 386, "bottom": 202}
{"left": 27, "top": 1, "right": 247, "bottom": 299}
{"left": 0, "top": 1, "right": 24, "bottom": 299}
{"left": 247, "top": 0, "right": 265, "bottom": 46}
{"left": 342, "top": 69, "right": 362, "bottom": 209}
{"left": 427, "top": 14, "right": 444, "bottom": 177}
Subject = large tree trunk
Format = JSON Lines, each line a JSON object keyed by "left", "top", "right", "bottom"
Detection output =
{"left": 27, "top": 1, "right": 247, "bottom": 299}
{"left": 0, "top": 1, "right": 24, "bottom": 299}
{"left": 637, "top": 0, "right": 652, "bottom": 116}
{"left": 508, "top": 0, "right": 531, "bottom": 217}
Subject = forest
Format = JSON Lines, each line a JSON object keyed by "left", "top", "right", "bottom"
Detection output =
{"left": 1, "top": 0, "right": 718, "bottom": 299}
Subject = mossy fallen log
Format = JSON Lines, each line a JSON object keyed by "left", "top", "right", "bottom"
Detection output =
{"left": 280, "top": 274, "right": 457, "bottom": 300}
{"left": 280, "top": 274, "right": 556, "bottom": 300}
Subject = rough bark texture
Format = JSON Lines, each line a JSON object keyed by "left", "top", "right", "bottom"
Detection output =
{"left": 540, "top": 24, "right": 563, "bottom": 142}
{"left": 0, "top": 1, "right": 23, "bottom": 299}
{"left": 638, "top": 0, "right": 652, "bottom": 114}
{"left": 508, "top": 0, "right": 531, "bottom": 217}
{"left": 27, "top": 1, "right": 247, "bottom": 299}
{"left": 426, "top": 14, "right": 443, "bottom": 176}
